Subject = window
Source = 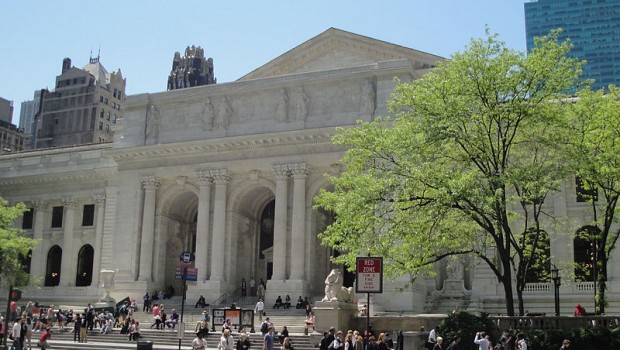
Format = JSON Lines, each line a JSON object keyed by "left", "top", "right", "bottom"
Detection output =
{"left": 99, "top": 121, "right": 103, "bottom": 130}
{"left": 113, "top": 115, "right": 117, "bottom": 124}
{"left": 576, "top": 176, "right": 598, "bottom": 202}
{"left": 22, "top": 207, "right": 34, "bottom": 229}
{"left": 100, "top": 109, "right": 104, "bottom": 118}
{"left": 106, "top": 112, "right": 110, "bottom": 120}
{"left": 82, "top": 204, "right": 95, "bottom": 226}
{"left": 51, "top": 206, "right": 63, "bottom": 228}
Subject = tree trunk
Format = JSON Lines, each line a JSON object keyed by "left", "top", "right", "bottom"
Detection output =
{"left": 501, "top": 267, "right": 516, "bottom": 316}
{"left": 596, "top": 248, "right": 607, "bottom": 314}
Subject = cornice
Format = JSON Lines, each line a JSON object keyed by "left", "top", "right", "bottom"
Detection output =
{"left": 106, "top": 127, "right": 342, "bottom": 163}
{"left": 0, "top": 167, "right": 116, "bottom": 187}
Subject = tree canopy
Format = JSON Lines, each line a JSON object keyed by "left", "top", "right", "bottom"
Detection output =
{"left": 315, "top": 30, "right": 583, "bottom": 316}
{"left": 0, "top": 197, "right": 38, "bottom": 287}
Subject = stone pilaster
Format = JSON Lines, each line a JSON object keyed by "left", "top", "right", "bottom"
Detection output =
{"left": 272, "top": 165, "right": 289, "bottom": 281}
{"left": 195, "top": 171, "right": 213, "bottom": 281}
{"left": 91, "top": 194, "right": 106, "bottom": 287}
{"left": 290, "top": 163, "right": 308, "bottom": 280}
{"left": 209, "top": 170, "right": 229, "bottom": 281}
{"left": 138, "top": 176, "right": 160, "bottom": 282}
{"left": 30, "top": 200, "right": 48, "bottom": 279}
{"left": 60, "top": 197, "right": 78, "bottom": 286}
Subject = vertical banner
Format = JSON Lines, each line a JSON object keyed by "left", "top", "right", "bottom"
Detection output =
{"left": 355, "top": 257, "right": 383, "bottom": 293}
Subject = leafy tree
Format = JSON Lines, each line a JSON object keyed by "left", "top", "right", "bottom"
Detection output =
{"left": 0, "top": 197, "right": 38, "bottom": 287}
{"left": 566, "top": 85, "right": 620, "bottom": 314}
{"left": 315, "top": 30, "right": 583, "bottom": 316}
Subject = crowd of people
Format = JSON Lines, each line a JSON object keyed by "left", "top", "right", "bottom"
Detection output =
{"left": 424, "top": 325, "right": 573, "bottom": 350}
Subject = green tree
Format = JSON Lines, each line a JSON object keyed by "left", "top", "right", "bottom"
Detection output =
{"left": 315, "top": 30, "right": 583, "bottom": 316}
{"left": 566, "top": 85, "right": 620, "bottom": 314}
{"left": 0, "top": 197, "right": 38, "bottom": 287}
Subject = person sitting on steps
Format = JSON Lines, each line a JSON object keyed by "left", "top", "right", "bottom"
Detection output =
{"left": 273, "top": 296, "right": 283, "bottom": 309}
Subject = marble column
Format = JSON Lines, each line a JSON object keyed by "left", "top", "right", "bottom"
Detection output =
{"left": 271, "top": 165, "right": 289, "bottom": 281}
{"left": 138, "top": 176, "right": 160, "bottom": 282}
{"left": 290, "top": 163, "right": 308, "bottom": 280}
{"left": 59, "top": 197, "right": 78, "bottom": 286}
{"left": 29, "top": 200, "right": 47, "bottom": 278}
{"left": 195, "top": 172, "right": 212, "bottom": 281}
{"left": 91, "top": 194, "right": 106, "bottom": 287}
{"left": 209, "top": 170, "right": 229, "bottom": 281}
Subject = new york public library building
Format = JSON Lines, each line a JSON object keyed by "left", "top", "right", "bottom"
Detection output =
{"left": 1, "top": 29, "right": 619, "bottom": 319}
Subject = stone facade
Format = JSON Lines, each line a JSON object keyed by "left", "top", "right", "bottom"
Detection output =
{"left": 0, "top": 28, "right": 618, "bottom": 315}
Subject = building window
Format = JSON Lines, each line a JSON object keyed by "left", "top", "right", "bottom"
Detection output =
{"left": 99, "top": 121, "right": 103, "bottom": 130}
{"left": 100, "top": 109, "right": 104, "bottom": 118}
{"left": 82, "top": 204, "right": 95, "bottom": 226}
{"left": 22, "top": 207, "right": 34, "bottom": 229}
{"left": 51, "top": 206, "right": 63, "bottom": 228}
{"left": 576, "top": 176, "right": 598, "bottom": 202}
{"left": 113, "top": 115, "right": 117, "bottom": 124}
{"left": 106, "top": 112, "right": 110, "bottom": 120}
{"left": 100, "top": 96, "right": 104, "bottom": 103}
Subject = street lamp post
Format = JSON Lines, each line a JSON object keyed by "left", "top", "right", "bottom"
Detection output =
{"left": 551, "top": 265, "right": 561, "bottom": 316}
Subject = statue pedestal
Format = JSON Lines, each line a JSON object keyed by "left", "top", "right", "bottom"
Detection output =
{"left": 313, "top": 301, "right": 358, "bottom": 334}
{"left": 440, "top": 279, "right": 468, "bottom": 297}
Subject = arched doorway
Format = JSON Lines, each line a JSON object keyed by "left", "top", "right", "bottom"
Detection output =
{"left": 76, "top": 244, "right": 94, "bottom": 286}
{"left": 45, "top": 245, "right": 62, "bottom": 286}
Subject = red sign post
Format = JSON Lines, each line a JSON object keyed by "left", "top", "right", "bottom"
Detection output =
{"left": 355, "top": 257, "right": 383, "bottom": 293}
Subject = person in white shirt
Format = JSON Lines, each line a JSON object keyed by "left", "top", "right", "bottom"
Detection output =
{"left": 474, "top": 332, "right": 489, "bottom": 350}
{"left": 517, "top": 333, "right": 528, "bottom": 350}
{"left": 192, "top": 332, "right": 207, "bottom": 350}
{"left": 255, "top": 298, "right": 265, "bottom": 322}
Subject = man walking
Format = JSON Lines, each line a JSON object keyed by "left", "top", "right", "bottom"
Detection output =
{"left": 255, "top": 298, "right": 264, "bottom": 322}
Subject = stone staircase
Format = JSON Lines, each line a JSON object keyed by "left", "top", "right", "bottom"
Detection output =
{"left": 44, "top": 327, "right": 316, "bottom": 350}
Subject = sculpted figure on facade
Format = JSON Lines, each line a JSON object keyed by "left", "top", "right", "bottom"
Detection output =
{"left": 216, "top": 97, "right": 232, "bottom": 129}
{"left": 294, "top": 87, "right": 309, "bottom": 121}
{"left": 360, "top": 79, "right": 376, "bottom": 118}
{"left": 201, "top": 98, "right": 214, "bottom": 131}
{"left": 145, "top": 105, "right": 160, "bottom": 143}
{"left": 322, "top": 269, "right": 354, "bottom": 302}
{"left": 275, "top": 88, "right": 288, "bottom": 123}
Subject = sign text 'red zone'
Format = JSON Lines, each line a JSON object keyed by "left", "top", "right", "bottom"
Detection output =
{"left": 355, "top": 257, "right": 383, "bottom": 293}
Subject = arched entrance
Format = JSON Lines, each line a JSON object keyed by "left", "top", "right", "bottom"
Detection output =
{"left": 156, "top": 187, "right": 199, "bottom": 295}
{"left": 76, "top": 244, "right": 94, "bottom": 286}
{"left": 45, "top": 245, "right": 62, "bottom": 286}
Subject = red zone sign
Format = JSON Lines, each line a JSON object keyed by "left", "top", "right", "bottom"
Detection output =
{"left": 355, "top": 257, "right": 383, "bottom": 293}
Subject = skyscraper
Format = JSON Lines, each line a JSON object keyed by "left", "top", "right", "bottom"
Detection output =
{"left": 525, "top": 0, "right": 620, "bottom": 91}
{"left": 35, "top": 56, "right": 125, "bottom": 149}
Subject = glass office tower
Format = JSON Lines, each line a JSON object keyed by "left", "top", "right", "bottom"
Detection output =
{"left": 525, "top": 0, "right": 620, "bottom": 91}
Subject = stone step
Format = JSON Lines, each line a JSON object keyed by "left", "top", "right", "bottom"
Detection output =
{"left": 45, "top": 327, "right": 317, "bottom": 350}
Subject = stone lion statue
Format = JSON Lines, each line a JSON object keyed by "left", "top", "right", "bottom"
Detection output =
{"left": 322, "top": 269, "right": 354, "bottom": 302}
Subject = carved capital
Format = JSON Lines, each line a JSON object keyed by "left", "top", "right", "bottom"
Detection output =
{"left": 93, "top": 194, "right": 106, "bottom": 204}
{"left": 140, "top": 175, "right": 161, "bottom": 190}
{"left": 211, "top": 169, "right": 230, "bottom": 184}
{"left": 195, "top": 170, "right": 214, "bottom": 186}
{"left": 61, "top": 197, "right": 78, "bottom": 208}
{"left": 329, "top": 163, "right": 342, "bottom": 176}
{"left": 289, "top": 163, "right": 309, "bottom": 178}
{"left": 32, "top": 200, "right": 48, "bottom": 209}
{"left": 273, "top": 164, "right": 291, "bottom": 179}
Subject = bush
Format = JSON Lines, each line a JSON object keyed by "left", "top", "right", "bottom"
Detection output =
{"left": 439, "top": 311, "right": 498, "bottom": 350}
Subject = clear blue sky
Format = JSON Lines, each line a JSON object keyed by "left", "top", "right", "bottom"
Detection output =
{"left": 0, "top": 1, "right": 527, "bottom": 125}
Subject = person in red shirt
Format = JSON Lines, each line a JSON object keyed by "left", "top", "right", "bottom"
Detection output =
{"left": 574, "top": 304, "right": 587, "bottom": 316}
{"left": 39, "top": 326, "right": 52, "bottom": 349}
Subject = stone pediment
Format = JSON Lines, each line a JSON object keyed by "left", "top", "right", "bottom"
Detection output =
{"left": 239, "top": 27, "right": 443, "bottom": 80}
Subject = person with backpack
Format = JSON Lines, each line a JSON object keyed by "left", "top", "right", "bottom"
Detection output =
{"left": 260, "top": 317, "right": 271, "bottom": 335}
